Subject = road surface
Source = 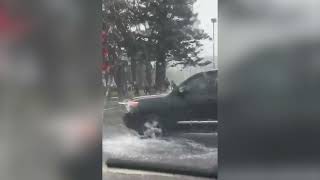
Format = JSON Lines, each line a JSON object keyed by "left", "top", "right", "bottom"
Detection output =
{"left": 103, "top": 99, "right": 217, "bottom": 179}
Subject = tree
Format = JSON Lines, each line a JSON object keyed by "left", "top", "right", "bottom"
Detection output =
{"left": 103, "top": 0, "right": 210, "bottom": 92}
{"left": 103, "top": 0, "right": 146, "bottom": 83}
{"left": 136, "top": 0, "right": 210, "bottom": 90}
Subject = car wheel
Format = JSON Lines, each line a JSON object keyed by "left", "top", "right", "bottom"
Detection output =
{"left": 141, "top": 114, "right": 164, "bottom": 138}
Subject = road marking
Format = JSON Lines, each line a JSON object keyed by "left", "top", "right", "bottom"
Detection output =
{"left": 177, "top": 120, "right": 218, "bottom": 124}
{"left": 102, "top": 164, "right": 107, "bottom": 173}
{"left": 104, "top": 107, "right": 117, "bottom": 111}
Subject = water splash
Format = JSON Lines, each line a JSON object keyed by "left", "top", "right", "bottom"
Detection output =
{"left": 103, "top": 135, "right": 217, "bottom": 162}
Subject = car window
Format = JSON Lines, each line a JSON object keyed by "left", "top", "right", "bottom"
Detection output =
{"left": 206, "top": 73, "right": 218, "bottom": 96}
{"left": 182, "top": 74, "right": 208, "bottom": 94}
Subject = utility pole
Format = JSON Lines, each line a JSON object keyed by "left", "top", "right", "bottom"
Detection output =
{"left": 211, "top": 18, "right": 217, "bottom": 69}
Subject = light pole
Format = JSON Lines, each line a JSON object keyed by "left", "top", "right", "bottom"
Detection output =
{"left": 211, "top": 18, "right": 216, "bottom": 69}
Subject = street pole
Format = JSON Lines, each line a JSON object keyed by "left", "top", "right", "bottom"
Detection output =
{"left": 211, "top": 18, "right": 216, "bottom": 69}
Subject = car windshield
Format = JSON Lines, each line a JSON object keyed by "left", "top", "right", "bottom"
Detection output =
{"left": 177, "top": 71, "right": 217, "bottom": 97}
{"left": 102, "top": 0, "right": 218, "bottom": 179}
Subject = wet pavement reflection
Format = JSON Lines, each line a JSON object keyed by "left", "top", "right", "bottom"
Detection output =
{"left": 103, "top": 100, "right": 217, "bottom": 176}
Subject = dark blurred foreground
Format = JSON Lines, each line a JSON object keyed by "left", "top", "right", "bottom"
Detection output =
{"left": 220, "top": 1, "right": 320, "bottom": 180}
{"left": 0, "top": 1, "right": 102, "bottom": 180}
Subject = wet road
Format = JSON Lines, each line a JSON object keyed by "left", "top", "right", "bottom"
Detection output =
{"left": 103, "top": 100, "right": 217, "bottom": 179}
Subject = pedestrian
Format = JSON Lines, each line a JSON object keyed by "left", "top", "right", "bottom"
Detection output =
{"left": 133, "top": 81, "right": 139, "bottom": 96}
{"left": 171, "top": 80, "right": 177, "bottom": 90}
{"left": 164, "top": 78, "right": 170, "bottom": 91}
{"left": 144, "top": 85, "right": 151, "bottom": 95}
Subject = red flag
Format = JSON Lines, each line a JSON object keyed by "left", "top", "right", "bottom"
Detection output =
{"left": 101, "top": 31, "right": 107, "bottom": 43}
{"left": 102, "top": 47, "right": 109, "bottom": 58}
{"left": 0, "top": 7, "right": 31, "bottom": 40}
{"left": 102, "top": 62, "right": 111, "bottom": 71}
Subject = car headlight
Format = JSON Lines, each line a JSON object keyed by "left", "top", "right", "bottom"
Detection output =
{"left": 119, "top": 101, "right": 139, "bottom": 112}
{"left": 126, "top": 101, "right": 139, "bottom": 112}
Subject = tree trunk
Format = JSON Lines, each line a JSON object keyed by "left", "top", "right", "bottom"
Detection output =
{"left": 145, "top": 61, "right": 152, "bottom": 88}
{"left": 114, "top": 64, "right": 127, "bottom": 100}
{"left": 155, "top": 54, "right": 166, "bottom": 91}
{"left": 113, "top": 65, "right": 122, "bottom": 99}
{"left": 131, "top": 58, "right": 137, "bottom": 83}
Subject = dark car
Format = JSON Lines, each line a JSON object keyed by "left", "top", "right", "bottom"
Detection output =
{"left": 123, "top": 70, "right": 218, "bottom": 138}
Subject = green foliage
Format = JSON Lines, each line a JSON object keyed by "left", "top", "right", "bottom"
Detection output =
{"left": 102, "top": 0, "right": 209, "bottom": 67}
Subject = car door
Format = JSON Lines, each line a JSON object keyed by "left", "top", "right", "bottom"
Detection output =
{"left": 205, "top": 72, "right": 218, "bottom": 120}
{"left": 185, "top": 74, "right": 211, "bottom": 120}
{"left": 177, "top": 73, "right": 217, "bottom": 132}
{"left": 202, "top": 72, "right": 218, "bottom": 132}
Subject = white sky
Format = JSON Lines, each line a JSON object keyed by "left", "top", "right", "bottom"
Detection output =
{"left": 194, "top": 0, "right": 218, "bottom": 57}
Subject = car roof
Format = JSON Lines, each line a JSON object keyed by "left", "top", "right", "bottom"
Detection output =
{"left": 205, "top": 70, "right": 218, "bottom": 75}
{"left": 193, "top": 70, "right": 218, "bottom": 78}
{"left": 180, "top": 70, "right": 218, "bottom": 86}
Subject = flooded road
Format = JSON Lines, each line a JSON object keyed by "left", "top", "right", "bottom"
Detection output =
{"left": 103, "top": 100, "right": 217, "bottom": 178}
{"left": 103, "top": 135, "right": 217, "bottom": 164}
